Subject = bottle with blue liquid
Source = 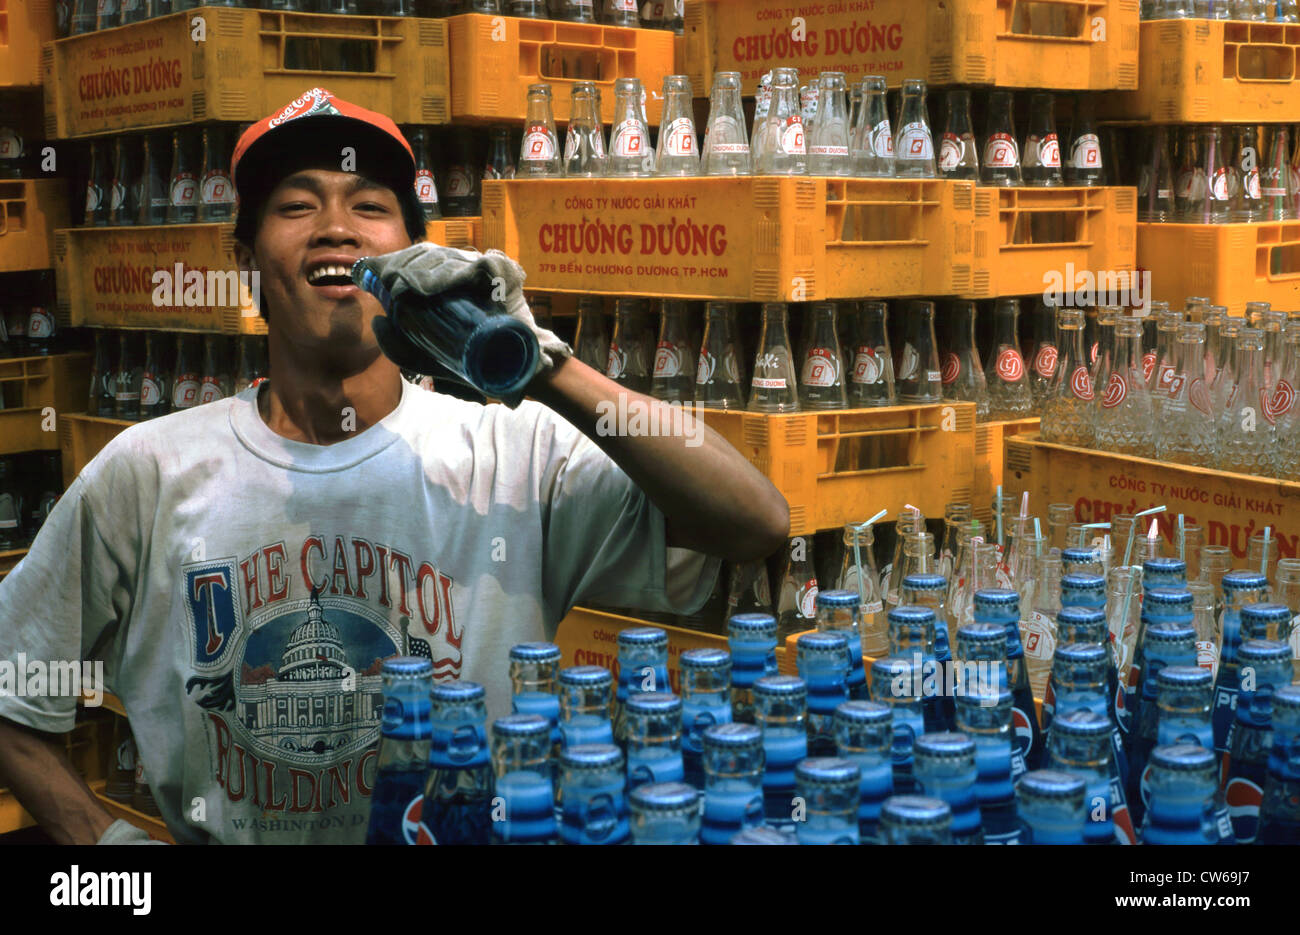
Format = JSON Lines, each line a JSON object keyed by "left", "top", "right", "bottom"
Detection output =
{"left": 729, "top": 826, "right": 799, "bottom": 845}
{"left": 794, "top": 758, "right": 862, "bottom": 845}
{"left": 1052, "top": 606, "right": 1117, "bottom": 726}
{"left": 955, "top": 686, "right": 1021, "bottom": 843}
{"left": 489, "top": 713, "right": 558, "bottom": 845}
{"left": 1126, "top": 584, "right": 1194, "bottom": 738}
{"left": 727, "top": 613, "right": 779, "bottom": 724}
{"left": 1045, "top": 708, "right": 1133, "bottom": 845}
{"left": 1153, "top": 665, "right": 1234, "bottom": 844}
{"left": 816, "top": 589, "right": 868, "bottom": 701}
{"left": 1223, "top": 638, "right": 1292, "bottom": 844}
{"left": 913, "top": 731, "right": 983, "bottom": 844}
{"left": 973, "top": 588, "right": 1044, "bottom": 769}
{"left": 902, "top": 573, "right": 953, "bottom": 714}
{"left": 754, "top": 675, "right": 808, "bottom": 831}
{"left": 559, "top": 665, "right": 615, "bottom": 748}
{"left": 701, "top": 722, "right": 766, "bottom": 846}
{"left": 1141, "top": 744, "right": 1222, "bottom": 845}
{"left": 559, "top": 744, "right": 629, "bottom": 845}
{"left": 679, "top": 648, "right": 732, "bottom": 788}
{"left": 424, "top": 681, "right": 493, "bottom": 846}
{"left": 888, "top": 604, "right": 951, "bottom": 731}
{"left": 365, "top": 657, "right": 434, "bottom": 846}
{"left": 878, "top": 795, "right": 954, "bottom": 844}
{"left": 614, "top": 627, "right": 670, "bottom": 746}
{"left": 1043, "top": 642, "right": 1109, "bottom": 738}
{"left": 1016, "top": 769, "right": 1087, "bottom": 845}
{"left": 1060, "top": 572, "right": 1107, "bottom": 611}
{"left": 797, "top": 630, "right": 850, "bottom": 755}
{"left": 834, "top": 700, "right": 894, "bottom": 843}
{"left": 1060, "top": 545, "right": 1104, "bottom": 578}
{"left": 624, "top": 691, "right": 685, "bottom": 790}
{"left": 1212, "top": 570, "right": 1270, "bottom": 752}
{"left": 870, "top": 654, "right": 928, "bottom": 795}
{"left": 629, "top": 782, "right": 701, "bottom": 845}
{"left": 509, "top": 641, "right": 562, "bottom": 770}
{"left": 1259, "top": 683, "right": 1300, "bottom": 845}
{"left": 1240, "top": 602, "right": 1295, "bottom": 644}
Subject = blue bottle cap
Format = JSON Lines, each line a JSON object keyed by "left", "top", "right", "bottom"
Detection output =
{"left": 431, "top": 681, "right": 485, "bottom": 703}
{"left": 833, "top": 700, "right": 891, "bottom": 725}
{"left": 902, "top": 573, "right": 947, "bottom": 592}
{"left": 956, "top": 622, "right": 1006, "bottom": 644}
{"left": 1061, "top": 547, "right": 1101, "bottom": 566}
{"left": 1144, "top": 587, "right": 1194, "bottom": 610}
{"left": 870, "top": 654, "right": 922, "bottom": 682}
{"left": 881, "top": 795, "right": 951, "bottom": 825}
{"left": 1241, "top": 602, "right": 1293, "bottom": 628}
{"left": 381, "top": 656, "right": 434, "bottom": 677}
{"left": 626, "top": 691, "right": 682, "bottom": 715}
{"left": 619, "top": 627, "right": 668, "bottom": 649}
{"left": 491, "top": 713, "right": 550, "bottom": 738}
{"left": 955, "top": 686, "right": 1013, "bottom": 708}
{"left": 1060, "top": 572, "right": 1106, "bottom": 592}
{"left": 509, "top": 642, "right": 562, "bottom": 663}
{"left": 1274, "top": 684, "right": 1300, "bottom": 711}
{"left": 702, "top": 722, "right": 763, "bottom": 749}
{"left": 1050, "top": 709, "right": 1111, "bottom": 737}
{"left": 1056, "top": 606, "right": 1107, "bottom": 627}
{"left": 795, "top": 757, "right": 861, "bottom": 785}
{"left": 629, "top": 781, "right": 699, "bottom": 812}
{"left": 1149, "top": 743, "right": 1216, "bottom": 773}
{"left": 1143, "top": 557, "right": 1187, "bottom": 578}
{"left": 1156, "top": 665, "right": 1213, "bottom": 690}
{"left": 754, "top": 675, "right": 807, "bottom": 698}
{"left": 730, "top": 826, "right": 799, "bottom": 845}
{"left": 1144, "top": 620, "right": 1196, "bottom": 645}
{"left": 887, "top": 605, "right": 938, "bottom": 627}
{"left": 728, "top": 613, "right": 778, "bottom": 638}
{"left": 796, "top": 631, "right": 849, "bottom": 656}
{"left": 1017, "top": 769, "right": 1086, "bottom": 800}
{"left": 680, "top": 648, "right": 731, "bottom": 670}
{"left": 559, "top": 665, "right": 613, "bottom": 688}
{"left": 973, "top": 588, "right": 1019, "bottom": 609}
{"left": 913, "top": 732, "right": 976, "bottom": 759}
{"left": 1222, "top": 570, "right": 1269, "bottom": 591}
{"left": 1237, "top": 639, "right": 1292, "bottom": 666}
{"left": 561, "top": 743, "right": 624, "bottom": 770}
{"left": 816, "top": 589, "right": 861, "bottom": 608}
{"left": 1052, "top": 642, "right": 1109, "bottom": 666}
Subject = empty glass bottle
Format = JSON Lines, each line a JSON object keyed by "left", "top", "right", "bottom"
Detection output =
{"left": 574, "top": 296, "right": 609, "bottom": 373}
{"left": 756, "top": 67, "right": 806, "bottom": 175}
{"left": 695, "top": 301, "right": 745, "bottom": 408}
{"left": 1042, "top": 308, "right": 1095, "bottom": 447}
{"left": 938, "top": 90, "right": 978, "bottom": 180}
{"left": 985, "top": 298, "right": 1035, "bottom": 419}
{"left": 1261, "top": 125, "right": 1297, "bottom": 221}
{"left": 1138, "top": 125, "right": 1175, "bottom": 222}
{"left": 776, "top": 535, "right": 818, "bottom": 640}
{"left": 1028, "top": 299, "right": 1059, "bottom": 406}
{"left": 1065, "top": 95, "right": 1104, "bottom": 186}
{"left": 898, "top": 300, "right": 942, "bottom": 403}
{"left": 838, "top": 522, "right": 887, "bottom": 656}
{"left": 1183, "top": 126, "right": 1234, "bottom": 223}
{"left": 199, "top": 125, "right": 235, "bottom": 222}
{"left": 1022, "top": 93, "right": 1062, "bottom": 187}
{"left": 850, "top": 76, "right": 893, "bottom": 177}
{"left": 748, "top": 302, "right": 799, "bottom": 412}
{"left": 893, "top": 79, "right": 936, "bottom": 178}
{"left": 649, "top": 299, "right": 695, "bottom": 402}
{"left": 700, "top": 72, "right": 752, "bottom": 176}
{"left": 981, "top": 91, "right": 1021, "bottom": 187}
{"left": 655, "top": 75, "right": 699, "bottom": 176}
{"left": 519, "top": 85, "right": 563, "bottom": 177}
{"left": 846, "top": 301, "right": 896, "bottom": 406}
{"left": 1094, "top": 315, "right": 1155, "bottom": 457}
{"left": 1234, "top": 125, "right": 1265, "bottom": 222}
{"left": 798, "top": 301, "right": 847, "bottom": 410}
{"left": 484, "top": 126, "right": 517, "bottom": 180}
{"left": 749, "top": 72, "right": 773, "bottom": 165}
{"left": 1217, "top": 328, "right": 1275, "bottom": 475}
{"left": 942, "top": 300, "right": 989, "bottom": 419}
{"left": 606, "top": 297, "right": 652, "bottom": 394}
{"left": 808, "top": 72, "right": 851, "bottom": 176}
{"left": 563, "top": 82, "right": 606, "bottom": 178}
{"left": 1156, "top": 322, "right": 1217, "bottom": 466}
{"left": 603, "top": 0, "right": 638, "bottom": 26}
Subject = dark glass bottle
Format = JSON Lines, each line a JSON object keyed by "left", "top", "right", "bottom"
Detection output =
{"left": 442, "top": 129, "right": 480, "bottom": 217}
{"left": 140, "top": 332, "right": 170, "bottom": 420}
{"left": 171, "top": 334, "right": 201, "bottom": 411}
{"left": 407, "top": 127, "right": 441, "bottom": 221}
{"left": 483, "top": 126, "right": 516, "bottom": 180}
{"left": 113, "top": 332, "right": 142, "bottom": 421}
{"left": 138, "top": 132, "right": 171, "bottom": 225}
{"left": 166, "top": 128, "right": 199, "bottom": 224}
{"left": 199, "top": 125, "right": 236, "bottom": 222}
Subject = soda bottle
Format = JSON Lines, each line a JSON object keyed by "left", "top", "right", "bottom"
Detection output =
{"left": 974, "top": 588, "right": 1045, "bottom": 769}
{"left": 955, "top": 683, "right": 1021, "bottom": 842}
{"left": 96, "top": 0, "right": 119, "bottom": 31}
{"left": 913, "top": 732, "right": 983, "bottom": 844}
{"left": 624, "top": 692, "right": 684, "bottom": 789}
{"left": 654, "top": 75, "right": 699, "bottom": 177}
{"left": 850, "top": 76, "right": 893, "bottom": 177}
{"left": 518, "top": 85, "right": 563, "bottom": 178}
{"left": 678, "top": 648, "right": 731, "bottom": 788}
{"left": 197, "top": 334, "right": 230, "bottom": 404}
{"left": 695, "top": 301, "right": 745, "bottom": 409}
{"left": 799, "top": 83, "right": 818, "bottom": 143}
{"left": 603, "top": 0, "right": 638, "bottom": 25}
{"left": 726, "top": 613, "right": 779, "bottom": 724}
{"left": 199, "top": 125, "right": 236, "bottom": 222}
{"left": 1233, "top": 124, "right": 1265, "bottom": 222}
{"left": 71, "top": 0, "right": 96, "bottom": 34}
{"left": 108, "top": 136, "right": 139, "bottom": 227}
{"left": 699, "top": 72, "right": 752, "bottom": 176}
{"left": 574, "top": 296, "right": 609, "bottom": 374}
{"left": 443, "top": 128, "right": 481, "bottom": 215}
{"left": 645, "top": 299, "right": 693, "bottom": 402}
{"left": 489, "top": 714, "right": 557, "bottom": 844}
{"left": 1041, "top": 308, "right": 1096, "bottom": 446}
{"left": 135, "top": 332, "right": 168, "bottom": 420}
{"left": 1217, "top": 328, "right": 1275, "bottom": 475}
{"left": 893, "top": 79, "right": 935, "bottom": 178}
{"left": 846, "top": 301, "right": 896, "bottom": 406}
{"left": 981, "top": 91, "right": 1021, "bottom": 187}
{"left": 553, "top": 0, "right": 594, "bottom": 22}
{"left": 364, "top": 657, "right": 434, "bottom": 845}
{"left": 1065, "top": 95, "right": 1104, "bottom": 185}
{"left": 1183, "top": 126, "right": 1234, "bottom": 223}
{"left": 1022, "top": 92, "right": 1062, "bottom": 187}
{"left": 938, "top": 90, "right": 978, "bottom": 180}
{"left": 898, "top": 300, "right": 942, "bottom": 403}
{"left": 870, "top": 655, "right": 927, "bottom": 795}
{"left": 558, "top": 665, "right": 614, "bottom": 748}
{"left": 776, "top": 536, "right": 818, "bottom": 641}
{"left": 484, "top": 126, "right": 517, "bottom": 180}
{"left": 1211, "top": 570, "right": 1270, "bottom": 752}
{"left": 559, "top": 85, "right": 603, "bottom": 180}
{"left": 1258, "top": 683, "right": 1300, "bottom": 843}
{"left": 1156, "top": 322, "right": 1217, "bottom": 466}
{"left": 1261, "top": 125, "right": 1296, "bottom": 221}
{"left": 807, "top": 72, "right": 851, "bottom": 176}
{"left": 797, "top": 631, "right": 850, "bottom": 756}
{"left": 836, "top": 523, "right": 886, "bottom": 656}
{"left": 878, "top": 795, "right": 954, "bottom": 844}
{"left": 1046, "top": 709, "right": 1133, "bottom": 844}
{"left": 831, "top": 701, "right": 893, "bottom": 843}
{"left": 938, "top": 503, "right": 972, "bottom": 582}
{"left": 137, "top": 132, "right": 170, "bottom": 225}
{"left": 796, "top": 301, "right": 846, "bottom": 410}
{"left": 628, "top": 782, "right": 700, "bottom": 844}
{"left": 559, "top": 744, "right": 629, "bottom": 844}
{"left": 1043, "top": 640, "right": 1110, "bottom": 741}
{"left": 87, "top": 332, "right": 110, "bottom": 416}
{"left": 612, "top": 626, "right": 669, "bottom": 746}
{"left": 816, "top": 589, "right": 867, "bottom": 701}
{"left": 985, "top": 298, "right": 1034, "bottom": 419}
{"left": 608, "top": 78, "right": 653, "bottom": 177}
{"left": 509, "top": 641, "right": 562, "bottom": 775}
{"left": 887, "top": 605, "right": 948, "bottom": 733}
{"left": 1137, "top": 125, "right": 1174, "bottom": 221}
{"left": 110, "top": 332, "right": 141, "bottom": 421}
{"left": 1094, "top": 315, "right": 1155, "bottom": 456}
{"left": 606, "top": 297, "right": 652, "bottom": 394}
{"left": 753, "top": 675, "right": 808, "bottom": 830}
{"left": 84, "top": 140, "right": 111, "bottom": 227}
{"left": 167, "top": 334, "right": 199, "bottom": 412}
{"left": 1241, "top": 602, "right": 1294, "bottom": 645}
{"left": 942, "top": 300, "right": 989, "bottom": 419}
{"left": 755, "top": 68, "right": 806, "bottom": 176}
{"left": 793, "top": 758, "right": 861, "bottom": 845}
{"left": 166, "top": 128, "right": 198, "bottom": 224}
{"left": 1016, "top": 769, "right": 1087, "bottom": 844}
{"left": 235, "top": 335, "right": 267, "bottom": 393}
{"left": 748, "top": 72, "right": 773, "bottom": 166}
{"left": 1188, "top": 581, "right": 1222, "bottom": 676}
{"left": 1222, "top": 638, "right": 1291, "bottom": 842}
{"left": 1140, "top": 744, "right": 1222, "bottom": 844}
{"left": 748, "top": 302, "right": 799, "bottom": 412}
{"left": 1126, "top": 615, "right": 1199, "bottom": 827}
{"left": 423, "top": 681, "right": 493, "bottom": 845}
{"left": 700, "top": 723, "right": 765, "bottom": 845}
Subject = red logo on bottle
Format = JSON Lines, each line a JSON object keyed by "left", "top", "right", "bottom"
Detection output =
{"left": 1033, "top": 345, "right": 1058, "bottom": 379}
{"left": 1101, "top": 371, "right": 1128, "bottom": 409}
{"left": 1071, "top": 366, "right": 1094, "bottom": 401}
{"left": 996, "top": 348, "right": 1025, "bottom": 382}
{"left": 1141, "top": 351, "right": 1156, "bottom": 384}
{"left": 1189, "top": 377, "right": 1211, "bottom": 415}
{"left": 1267, "top": 380, "right": 1296, "bottom": 421}
{"left": 941, "top": 352, "right": 960, "bottom": 385}
{"left": 401, "top": 794, "right": 436, "bottom": 845}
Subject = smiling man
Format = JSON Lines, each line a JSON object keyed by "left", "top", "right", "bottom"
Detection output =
{"left": 0, "top": 90, "right": 788, "bottom": 844}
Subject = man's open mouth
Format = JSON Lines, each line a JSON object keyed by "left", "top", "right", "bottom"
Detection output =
{"left": 306, "top": 263, "right": 357, "bottom": 287}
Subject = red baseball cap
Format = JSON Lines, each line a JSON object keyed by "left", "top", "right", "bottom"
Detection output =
{"left": 231, "top": 87, "right": 416, "bottom": 205}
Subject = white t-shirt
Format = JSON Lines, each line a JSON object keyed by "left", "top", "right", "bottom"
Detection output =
{"left": 0, "top": 379, "right": 718, "bottom": 843}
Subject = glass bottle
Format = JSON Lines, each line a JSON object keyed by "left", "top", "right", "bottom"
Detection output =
{"left": 1182, "top": 125, "right": 1234, "bottom": 223}
{"left": 484, "top": 126, "right": 517, "bottom": 181}
{"left": 424, "top": 681, "right": 493, "bottom": 845}
{"left": 938, "top": 90, "right": 978, "bottom": 180}
{"left": 1023, "top": 548, "right": 1061, "bottom": 698}
{"left": 1259, "top": 684, "right": 1300, "bottom": 844}
{"left": 798, "top": 301, "right": 847, "bottom": 410}
{"left": 776, "top": 535, "right": 818, "bottom": 641}
{"left": 955, "top": 677, "right": 1022, "bottom": 842}
{"left": 834, "top": 701, "right": 894, "bottom": 843}
{"left": 655, "top": 75, "right": 699, "bottom": 177}
{"left": 139, "top": 332, "right": 169, "bottom": 420}
{"left": 942, "top": 300, "right": 989, "bottom": 419}
{"left": 700, "top": 72, "right": 752, "bottom": 176}
{"left": 553, "top": 0, "right": 594, "bottom": 23}
{"left": 1138, "top": 126, "right": 1175, "bottom": 222}
{"left": 1017, "top": 769, "right": 1088, "bottom": 844}
{"left": 975, "top": 588, "right": 1045, "bottom": 769}
{"left": 748, "top": 302, "right": 799, "bottom": 412}
{"left": 1022, "top": 92, "right": 1062, "bottom": 187}
{"left": 838, "top": 522, "right": 887, "bottom": 657}
{"left": 1045, "top": 709, "right": 1129, "bottom": 844}
{"left": 438, "top": 130, "right": 480, "bottom": 216}
{"left": 1261, "top": 125, "right": 1297, "bottom": 221}
{"left": 603, "top": 0, "right": 638, "bottom": 25}
{"left": 112, "top": 332, "right": 142, "bottom": 421}
{"left": 887, "top": 605, "right": 948, "bottom": 732}
{"left": 649, "top": 299, "right": 695, "bottom": 402}
{"left": 83, "top": 140, "right": 110, "bottom": 226}
{"left": 799, "top": 83, "right": 819, "bottom": 142}
{"left": 607, "top": 78, "right": 652, "bottom": 177}
{"left": 816, "top": 589, "right": 867, "bottom": 701}
{"left": 939, "top": 502, "right": 973, "bottom": 581}
{"left": 1217, "top": 328, "right": 1275, "bottom": 475}
{"left": 559, "top": 744, "right": 628, "bottom": 845}
{"left": 558, "top": 665, "right": 614, "bottom": 749}
{"left": 628, "top": 782, "right": 700, "bottom": 845}
{"left": 1223, "top": 639, "right": 1292, "bottom": 843}
{"left": 1140, "top": 743, "right": 1224, "bottom": 845}
{"left": 1212, "top": 570, "right": 1271, "bottom": 753}
{"left": 695, "top": 301, "right": 745, "bottom": 409}
{"left": 1274, "top": 559, "right": 1300, "bottom": 679}
{"left": 1028, "top": 299, "right": 1059, "bottom": 406}
{"left": 107, "top": 136, "right": 138, "bottom": 227}
{"left": 700, "top": 723, "right": 765, "bottom": 845}
{"left": 756, "top": 67, "right": 806, "bottom": 176}
{"left": 1156, "top": 323, "right": 1216, "bottom": 466}
{"left": 749, "top": 72, "right": 773, "bottom": 165}
{"left": 198, "top": 334, "right": 230, "bottom": 404}
{"left": 519, "top": 85, "right": 563, "bottom": 177}
{"left": 808, "top": 72, "right": 851, "bottom": 176}
{"left": 981, "top": 91, "right": 1021, "bottom": 187}
{"left": 199, "top": 125, "right": 235, "bottom": 222}
{"left": 166, "top": 128, "right": 198, "bottom": 224}
{"left": 613, "top": 627, "right": 669, "bottom": 745}
{"left": 1210, "top": 315, "right": 1242, "bottom": 413}
{"left": 850, "top": 76, "right": 893, "bottom": 177}
{"left": 1094, "top": 315, "right": 1155, "bottom": 457}
{"left": 912, "top": 732, "right": 983, "bottom": 844}
{"left": 137, "top": 132, "right": 170, "bottom": 225}
{"left": 797, "top": 631, "right": 850, "bottom": 756}
{"left": 1065, "top": 95, "right": 1104, "bottom": 186}
{"left": 985, "top": 297, "right": 1035, "bottom": 419}
{"left": 87, "top": 332, "right": 112, "bottom": 416}
{"left": 489, "top": 714, "right": 558, "bottom": 844}
{"left": 171, "top": 334, "right": 200, "bottom": 411}
{"left": 753, "top": 675, "right": 808, "bottom": 829}
{"left": 1089, "top": 305, "right": 1116, "bottom": 401}
{"left": 574, "top": 296, "right": 609, "bottom": 373}
{"left": 898, "top": 300, "right": 942, "bottom": 403}
{"left": 364, "top": 657, "right": 434, "bottom": 846}
{"left": 727, "top": 613, "right": 778, "bottom": 724}
{"left": 624, "top": 692, "right": 684, "bottom": 790}
{"left": 1148, "top": 308, "right": 1183, "bottom": 409}
{"left": 606, "top": 297, "right": 651, "bottom": 394}
{"left": 1188, "top": 580, "right": 1221, "bottom": 677}
{"left": 846, "top": 300, "right": 896, "bottom": 406}
{"left": 1234, "top": 124, "right": 1265, "bottom": 222}
{"left": 1041, "top": 308, "right": 1095, "bottom": 447}
{"left": 870, "top": 655, "right": 928, "bottom": 795}
{"left": 893, "top": 79, "right": 936, "bottom": 178}
{"left": 677, "top": 648, "right": 731, "bottom": 789}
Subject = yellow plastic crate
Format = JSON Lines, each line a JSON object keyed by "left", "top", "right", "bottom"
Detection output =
{"left": 683, "top": 0, "right": 1138, "bottom": 95}
{"left": 448, "top": 13, "right": 674, "bottom": 124}
{"left": 1104, "top": 19, "right": 1300, "bottom": 123}
{"left": 973, "top": 416, "right": 1041, "bottom": 526}
{"left": 700, "top": 402, "right": 978, "bottom": 537}
{"left": 425, "top": 216, "right": 482, "bottom": 250}
{"left": 968, "top": 185, "right": 1136, "bottom": 298}
{"left": 0, "top": 0, "right": 55, "bottom": 88}
{"left": 1006, "top": 433, "right": 1300, "bottom": 562}
{"left": 0, "top": 179, "right": 69, "bottom": 273}
{"left": 59, "top": 413, "right": 133, "bottom": 488}
{"left": 1137, "top": 220, "right": 1300, "bottom": 317}
{"left": 482, "top": 176, "right": 977, "bottom": 301}
{"left": 0, "top": 353, "right": 92, "bottom": 456}
{"left": 41, "top": 7, "right": 449, "bottom": 139}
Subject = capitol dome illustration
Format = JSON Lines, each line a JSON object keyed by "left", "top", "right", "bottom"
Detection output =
{"left": 278, "top": 587, "right": 350, "bottom": 681}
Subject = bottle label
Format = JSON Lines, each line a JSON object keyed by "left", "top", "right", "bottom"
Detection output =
{"left": 1028, "top": 133, "right": 1060, "bottom": 168}
{"left": 1156, "top": 363, "right": 1176, "bottom": 391}
{"left": 898, "top": 344, "right": 919, "bottom": 381}
{"left": 1141, "top": 350, "right": 1156, "bottom": 384}
{"left": 871, "top": 120, "right": 894, "bottom": 159}
{"left": 140, "top": 376, "right": 162, "bottom": 406}
{"left": 926, "top": 370, "right": 941, "bottom": 383}
{"left": 696, "top": 350, "right": 715, "bottom": 385}
{"left": 172, "top": 376, "right": 199, "bottom": 409}
{"left": 1033, "top": 344, "right": 1058, "bottom": 379}
{"left": 984, "top": 132, "right": 1018, "bottom": 168}
{"left": 995, "top": 348, "right": 1025, "bottom": 382}
{"left": 940, "top": 351, "right": 960, "bottom": 385}
{"left": 1022, "top": 611, "right": 1056, "bottom": 661}
{"left": 114, "top": 386, "right": 136, "bottom": 403}
{"left": 521, "top": 129, "right": 557, "bottom": 162}
{"left": 709, "top": 141, "right": 750, "bottom": 155}
{"left": 1189, "top": 377, "right": 1211, "bottom": 415}
{"left": 1210, "top": 167, "right": 1230, "bottom": 201}
{"left": 1245, "top": 169, "right": 1261, "bottom": 201}
{"left": 613, "top": 0, "right": 635, "bottom": 10}
{"left": 563, "top": 131, "right": 579, "bottom": 164}
{"left": 413, "top": 169, "right": 439, "bottom": 206}
{"left": 779, "top": 116, "right": 805, "bottom": 156}
{"left": 27, "top": 308, "right": 53, "bottom": 338}
{"left": 1100, "top": 371, "right": 1128, "bottom": 409}
{"left": 199, "top": 378, "right": 224, "bottom": 404}
{"left": 1070, "top": 365, "right": 1094, "bottom": 401}
{"left": 1266, "top": 380, "right": 1295, "bottom": 420}
{"left": 801, "top": 347, "right": 839, "bottom": 387}
{"left": 897, "top": 122, "right": 932, "bottom": 160}
{"left": 201, "top": 172, "right": 235, "bottom": 205}
{"left": 752, "top": 376, "right": 787, "bottom": 389}
{"left": 1165, "top": 372, "right": 1185, "bottom": 398}
{"left": 797, "top": 580, "right": 818, "bottom": 619}
{"left": 169, "top": 174, "right": 197, "bottom": 207}
{"left": 1174, "top": 168, "right": 1196, "bottom": 201}
{"left": 446, "top": 165, "right": 473, "bottom": 198}
{"left": 109, "top": 181, "right": 126, "bottom": 212}
{"left": 612, "top": 123, "right": 649, "bottom": 158}
{"left": 85, "top": 182, "right": 102, "bottom": 212}
{"left": 938, "top": 133, "right": 963, "bottom": 172}
{"left": 809, "top": 144, "right": 849, "bottom": 157}
{"left": 662, "top": 117, "right": 696, "bottom": 157}
{"left": 1071, "top": 133, "right": 1101, "bottom": 169}
{"left": 606, "top": 342, "right": 626, "bottom": 379}
{"left": 0, "top": 128, "right": 22, "bottom": 161}
{"left": 1196, "top": 639, "right": 1219, "bottom": 676}
{"left": 852, "top": 347, "right": 882, "bottom": 385}
{"left": 653, "top": 341, "right": 683, "bottom": 377}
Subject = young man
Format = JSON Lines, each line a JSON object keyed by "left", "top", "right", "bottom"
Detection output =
{"left": 0, "top": 90, "right": 788, "bottom": 844}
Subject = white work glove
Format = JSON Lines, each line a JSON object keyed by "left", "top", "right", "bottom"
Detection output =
{"left": 96, "top": 818, "right": 168, "bottom": 844}
{"left": 357, "top": 243, "right": 571, "bottom": 406}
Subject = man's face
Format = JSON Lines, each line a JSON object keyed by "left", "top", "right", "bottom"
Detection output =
{"left": 246, "top": 168, "right": 412, "bottom": 360}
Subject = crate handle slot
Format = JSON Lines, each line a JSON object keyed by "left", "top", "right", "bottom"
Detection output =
{"left": 999, "top": 0, "right": 1101, "bottom": 41}
{"left": 1264, "top": 241, "right": 1300, "bottom": 280}
{"left": 536, "top": 42, "right": 618, "bottom": 84}
{"left": 1226, "top": 38, "right": 1297, "bottom": 83}
{"left": 261, "top": 13, "right": 403, "bottom": 76}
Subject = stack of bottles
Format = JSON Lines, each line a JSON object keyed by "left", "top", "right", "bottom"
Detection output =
{"left": 1139, "top": 0, "right": 1298, "bottom": 20}
{"left": 0, "top": 451, "right": 64, "bottom": 552}
{"left": 0, "top": 271, "right": 60, "bottom": 359}
{"left": 85, "top": 330, "right": 268, "bottom": 421}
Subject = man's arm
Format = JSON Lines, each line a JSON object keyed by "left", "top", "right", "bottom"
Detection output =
{"left": 529, "top": 357, "right": 790, "bottom": 563}
{"left": 0, "top": 717, "right": 116, "bottom": 845}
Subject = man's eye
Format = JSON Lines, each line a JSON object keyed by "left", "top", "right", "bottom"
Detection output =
{"left": 357, "top": 201, "right": 389, "bottom": 212}
{"left": 279, "top": 201, "right": 313, "bottom": 211}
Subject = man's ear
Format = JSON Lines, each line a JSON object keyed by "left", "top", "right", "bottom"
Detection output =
{"left": 234, "top": 241, "right": 258, "bottom": 273}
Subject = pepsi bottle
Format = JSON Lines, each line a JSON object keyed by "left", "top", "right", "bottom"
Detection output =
{"left": 913, "top": 732, "right": 983, "bottom": 844}
{"left": 509, "top": 641, "right": 562, "bottom": 773}
{"left": 1126, "top": 616, "right": 1198, "bottom": 829}
{"left": 878, "top": 795, "right": 954, "bottom": 844}
{"left": 888, "top": 605, "right": 951, "bottom": 731}
{"left": 1141, "top": 744, "right": 1222, "bottom": 845}
{"left": 797, "top": 630, "right": 850, "bottom": 756}
{"left": 834, "top": 700, "right": 894, "bottom": 843}
{"left": 559, "top": 744, "right": 629, "bottom": 845}
{"left": 1046, "top": 709, "right": 1134, "bottom": 845}
{"left": 1052, "top": 605, "right": 1118, "bottom": 729}
{"left": 559, "top": 665, "right": 615, "bottom": 748}
{"left": 974, "top": 589, "right": 1045, "bottom": 769}
{"left": 1222, "top": 639, "right": 1292, "bottom": 843}
{"left": 679, "top": 648, "right": 732, "bottom": 789}
{"left": 727, "top": 613, "right": 779, "bottom": 724}
{"left": 794, "top": 758, "right": 862, "bottom": 845}
{"left": 1212, "top": 570, "right": 1270, "bottom": 752}
{"left": 365, "top": 657, "right": 434, "bottom": 845}
{"left": 870, "top": 655, "right": 927, "bottom": 795}
{"left": 701, "top": 723, "right": 766, "bottom": 846}
{"left": 614, "top": 627, "right": 669, "bottom": 745}
{"left": 955, "top": 686, "right": 1021, "bottom": 843}
{"left": 624, "top": 692, "right": 684, "bottom": 790}
{"left": 489, "top": 713, "right": 558, "bottom": 844}
{"left": 754, "top": 675, "right": 808, "bottom": 831}
{"left": 1258, "top": 683, "right": 1300, "bottom": 844}
{"left": 901, "top": 573, "right": 952, "bottom": 710}
{"left": 1017, "top": 769, "right": 1088, "bottom": 845}
{"left": 816, "top": 589, "right": 868, "bottom": 701}
{"left": 424, "top": 681, "right": 493, "bottom": 845}
{"left": 629, "top": 782, "right": 701, "bottom": 845}
{"left": 1126, "top": 579, "right": 1192, "bottom": 734}
{"left": 1153, "top": 665, "right": 1235, "bottom": 844}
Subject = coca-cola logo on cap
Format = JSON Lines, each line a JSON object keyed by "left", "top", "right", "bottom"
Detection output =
{"left": 268, "top": 88, "right": 338, "bottom": 128}
{"left": 1100, "top": 371, "right": 1128, "bottom": 409}
{"left": 996, "top": 348, "right": 1025, "bottom": 382}
{"left": 1033, "top": 345, "right": 1058, "bottom": 379}
{"left": 1071, "top": 365, "right": 1094, "bottom": 400}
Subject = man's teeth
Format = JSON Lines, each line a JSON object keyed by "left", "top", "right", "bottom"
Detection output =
{"left": 308, "top": 265, "right": 352, "bottom": 284}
